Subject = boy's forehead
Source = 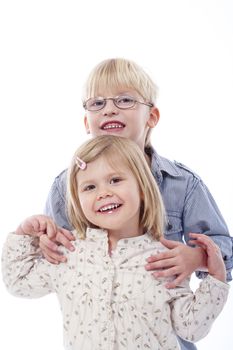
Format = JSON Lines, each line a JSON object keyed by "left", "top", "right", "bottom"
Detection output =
{"left": 93, "top": 86, "right": 139, "bottom": 98}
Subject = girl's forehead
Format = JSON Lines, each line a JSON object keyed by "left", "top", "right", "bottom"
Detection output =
{"left": 81, "top": 154, "right": 131, "bottom": 176}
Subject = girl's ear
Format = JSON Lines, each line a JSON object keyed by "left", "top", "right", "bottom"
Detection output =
{"left": 84, "top": 115, "right": 90, "bottom": 134}
{"left": 147, "top": 107, "right": 160, "bottom": 128}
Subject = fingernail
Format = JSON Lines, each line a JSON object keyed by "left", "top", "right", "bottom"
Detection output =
{"left": 70, "top": 246, "right": 75, "bottom": 251}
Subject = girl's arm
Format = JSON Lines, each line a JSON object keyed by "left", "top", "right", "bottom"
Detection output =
{"left": 169, "top": 234, "right": 229, "bottom": 342}
{"left": 1, "top": 215, "right": 70, "bottom": 298}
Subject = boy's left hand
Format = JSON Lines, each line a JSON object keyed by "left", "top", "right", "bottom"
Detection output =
{"left": 145, "top": 237, "right": 207, "bottom": 289}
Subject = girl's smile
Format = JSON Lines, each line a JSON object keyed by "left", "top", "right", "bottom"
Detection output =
{"left": 77, "top": 155, "right": 143, "bottom": 246}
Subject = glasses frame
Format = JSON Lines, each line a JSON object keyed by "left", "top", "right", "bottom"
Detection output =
{"left": 83, "top": 95, "right": 154, "bottom": 112}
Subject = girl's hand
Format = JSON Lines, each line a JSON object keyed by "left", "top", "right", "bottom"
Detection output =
{"left": 145, "top": 237, "right": 207, "bottom": 288}
{"left": 189, "top": 233, "right": 226, "bottom": 283}
{"left": 16, "top": 215, "right": 75, "bottom": 264}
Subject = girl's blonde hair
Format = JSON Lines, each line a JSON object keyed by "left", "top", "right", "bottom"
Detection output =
{"left": 82, "top": 58, "right": 158, "bottom": 147}
{"left": 67, "top": 135, "right": 165, "bottom": 240}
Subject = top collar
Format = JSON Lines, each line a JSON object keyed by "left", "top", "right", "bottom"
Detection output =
{"left": 146, "top": 146, "right": 183, "bottom": 184}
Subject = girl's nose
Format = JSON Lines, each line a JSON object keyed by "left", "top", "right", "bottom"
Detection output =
{"left": 96, "top": 190, "right": 113, "bottom": 201}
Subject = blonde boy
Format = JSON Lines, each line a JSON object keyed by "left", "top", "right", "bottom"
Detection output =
{"left": 42, "top": 59, "right": 232, "bottom": 350}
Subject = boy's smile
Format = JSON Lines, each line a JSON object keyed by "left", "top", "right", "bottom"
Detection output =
{"left": 77, "top": 155, "right": 143, "bottom": 245}
{"left": 84, "top": 89, "right": 159, "bottom": 151}
{"left": 100, "top": 120, "right": 125, "bottom": 132}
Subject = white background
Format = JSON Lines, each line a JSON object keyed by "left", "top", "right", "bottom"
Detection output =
{"left": 0, "top": 0, "right": 232, "bottom": 349}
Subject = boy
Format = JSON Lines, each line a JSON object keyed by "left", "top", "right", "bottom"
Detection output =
{"left": 41, "top": 58, "right": 232, "bottom": 350}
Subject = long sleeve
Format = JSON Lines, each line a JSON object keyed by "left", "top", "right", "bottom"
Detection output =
{"left": 169, "top": 275, "right": 229, "bottom": 342}
{"left": 182, "top": 177, "right": 233, "bottom": 281}
{"left": 43, "top": 169, "right": 72, "bottom": 230}
{"left": 1, "top": 233, "right": 55, "bottom": 298}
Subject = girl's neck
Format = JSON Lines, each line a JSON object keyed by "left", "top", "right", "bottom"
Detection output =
{"left": 108, "top": 227, "right": 144, "bottom": 253}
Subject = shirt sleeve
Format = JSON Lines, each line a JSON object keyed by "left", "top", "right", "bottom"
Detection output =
{"left": 43, "top": 169, "right": 73, "bottom": 230}
{"left": 1, "top": 233, "right": 56, "bottom": 298}
{"left": 169, "top": 275, "right": 229, "bottom": 342}
{"left": 182, "top": 175, "right": 233, "bottom": 281}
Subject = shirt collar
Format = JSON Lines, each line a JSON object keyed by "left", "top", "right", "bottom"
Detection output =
{"left": 147, "top": 146, "right": 183, "bottom": 182}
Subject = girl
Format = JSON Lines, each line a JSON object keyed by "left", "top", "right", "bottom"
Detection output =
{"left": 2, "top": 135, "right": 229, "bottom": 350}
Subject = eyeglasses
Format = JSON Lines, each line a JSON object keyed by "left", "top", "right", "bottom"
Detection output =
{"left": 83, "top": 95, "right": 154, "bottom": 112}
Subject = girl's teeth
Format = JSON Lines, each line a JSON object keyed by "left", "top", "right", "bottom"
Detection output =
{"left": 99, "top": 204, "right": 120, "bottom": 212}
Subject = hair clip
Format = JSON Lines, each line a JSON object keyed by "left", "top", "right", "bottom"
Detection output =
{"left": 75, "top": 156, "right": 87, "bottom": 170}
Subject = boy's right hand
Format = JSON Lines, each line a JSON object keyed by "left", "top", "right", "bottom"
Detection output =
{"left": 39, "top": 226, "right": 75, "bottom": 264}
{"left": 16, "top": 215, "right": 75, "bottom": 264}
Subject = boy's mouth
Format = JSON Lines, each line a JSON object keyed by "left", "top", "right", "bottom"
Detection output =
{"left": 100, "top": 121, "right": 125, "bottom": 130}
{"left": 97, "top": 203, "right": 122, "bottom": 213}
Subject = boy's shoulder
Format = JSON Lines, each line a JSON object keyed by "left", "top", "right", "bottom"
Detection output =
{"left": 55, "top": 168, "right": 68, "bottom": 182}
{"left": 153, "top": 150, "right": 201, "bottom": 181}
{"left": 173, "top": 160, "right": 201, "bottom": 180}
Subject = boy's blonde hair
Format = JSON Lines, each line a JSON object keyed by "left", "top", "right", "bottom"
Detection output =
{"left": 82, "top": 58, "right": 158, "bottom": 147}
{"left": 67, "top": 135, "right": 165, "bottom": 240}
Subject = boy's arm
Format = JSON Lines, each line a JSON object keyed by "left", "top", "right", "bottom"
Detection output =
{"left": 146, "top": 176, "right": 233, "bottom": 287}
{"left": 146, "top": 238, "right": 208, "bottom": 288}
{"left": 43, "top": 171, "right": 76, "bottom": 263}
{"left": 44, "top": 170, "right": 72, "bottom": 230}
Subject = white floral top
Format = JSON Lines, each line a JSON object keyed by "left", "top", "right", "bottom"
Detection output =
{"left": 1, "top": 229, "right": 229, "bottom": 350}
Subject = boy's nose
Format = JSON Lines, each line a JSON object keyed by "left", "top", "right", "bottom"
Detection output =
{"left": 102, "top": 99, "right": 119, "bottom": 116}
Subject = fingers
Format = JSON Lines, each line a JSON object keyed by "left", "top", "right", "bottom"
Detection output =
{"left": 146, "top": 250, "right": 174, "bottom": 264}
{"left": 42, "top": 252, "right": 61, "bottom": 265}
{"left": 189, "top": 233, "right": 220, "bottom": 254}
{"left": 145, "top": 257, "right": 176, "bottom": 271}
{"left": 59, "top": 228, "right": 76, "bottom": 241}
{"left": 39, "top": 236, "right": 67, "bottom": 264}
{"left": 39, "top": 228, "right": 76, "bottom": 264}
{"left": 159, "top": 237, "right": 181, "bottom": 249}
{"left": 164, "top": 273, "right": 186, "bottom": 289}
{"left": 55, "top": 230, "right": 75, "bottom": 252}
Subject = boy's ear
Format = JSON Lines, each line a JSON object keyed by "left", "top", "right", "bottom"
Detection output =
{"left": 84, "top": 115, "right": 90, "bottom": 134}
{"left": 147, "top": 107, "right": 160, "bottom": 128}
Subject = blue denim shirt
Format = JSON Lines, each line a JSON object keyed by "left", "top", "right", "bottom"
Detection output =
{"left": 44, "top": 147, "right": 233, "bottom": 350}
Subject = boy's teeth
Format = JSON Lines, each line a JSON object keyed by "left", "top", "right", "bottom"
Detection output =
{"left": 103, "top": 124, "right": 123, "bottom": 129}
{"left": 99, "top": 204, "right": 120, "bottom": 212}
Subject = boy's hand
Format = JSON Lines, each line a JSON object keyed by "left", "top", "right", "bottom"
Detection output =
{"left": 16, "top": 215, "right": 58, "bottom": 238}
{"left": 145, "top": 236, "right": 207, "bottom": 289}
{"left": 16, "top": 215, "right": 75, "bottom": 264}
{"left": 39, "top": 228, "right": 75, "bottom": 264}
{"left": 189, "top": 233, "right": 226, "bottom": 282}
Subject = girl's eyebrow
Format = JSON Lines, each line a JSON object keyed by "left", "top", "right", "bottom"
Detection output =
{"left": 78, "top": 171, "right": 126, "bottom": 187}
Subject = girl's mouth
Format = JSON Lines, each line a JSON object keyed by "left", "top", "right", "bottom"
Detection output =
{"left": 98, "top": 203, "right": 122, "bottom": 213}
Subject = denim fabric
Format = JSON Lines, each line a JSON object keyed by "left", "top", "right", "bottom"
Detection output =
{"left": 44, "top": 147, "right": 233, "bottom": 350}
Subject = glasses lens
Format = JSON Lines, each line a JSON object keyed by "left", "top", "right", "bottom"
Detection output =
{"left": 85, "top": 98, "right": 105, "bottom": 111}
{"left": 115, "top": 96, "right": 135, "bottom": 109}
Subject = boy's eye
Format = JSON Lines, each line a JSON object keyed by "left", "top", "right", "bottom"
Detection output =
{"left": 83, "top": 184, "right": 95, "bottom": 191}
{"left": 110, "top": 177, "right": 122, "bottom": 184}
{"left": 89, "top": 99, "right": 105, "bottom": 108}
{"left": 93, "top": 100, "right": 105, "bottom": 107}
{"left": 116, "top": 96, "right": 135, "bottom": 107}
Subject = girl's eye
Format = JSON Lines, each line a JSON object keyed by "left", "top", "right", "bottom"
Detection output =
{"left": 83, "top": 184, "right": 95, "bottom": 191}
{"left": 110, "top": 177, "right": 122, "bottom": 184}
